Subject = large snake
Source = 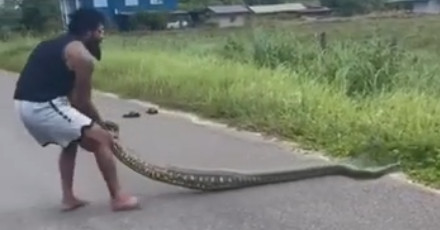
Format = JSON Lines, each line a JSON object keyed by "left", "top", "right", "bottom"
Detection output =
{"left": 100, "top": 120, "right": 400, "bottom": 192}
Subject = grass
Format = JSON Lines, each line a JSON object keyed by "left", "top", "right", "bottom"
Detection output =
{"left": 2, "top": 15, "right": 440, "bottom": 188}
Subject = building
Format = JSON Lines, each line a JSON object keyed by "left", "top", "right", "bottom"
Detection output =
{"left": 203, "top": 5, "right": 251, "bottom": 28}
{"left": 385, "top": 0, "right": 440, "bottom": 14}
{"left": 248, "top": 3, "right": 331, "bottom": 19}
{"left": 249, "top": 3, "right": 307, "bottom": 15}
{"left": 58, "top": 0, "right": 178, "bottom": 27}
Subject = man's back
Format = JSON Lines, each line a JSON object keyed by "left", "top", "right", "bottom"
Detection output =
{"left": 13, "top": 34, "right": 78, "bottom": 102}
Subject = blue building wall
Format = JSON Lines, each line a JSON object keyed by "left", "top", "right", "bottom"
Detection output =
{"left": 116, "top": 0, "right": 177, "bottom": 12}
{"left": 66, "top": 0, "right": 178, "bottom": 29}
{"left": 79, "top": 0, "right": 177, "bottom": 17}
{"left": 79, "top": 0, "right": 114, "bottom": 23}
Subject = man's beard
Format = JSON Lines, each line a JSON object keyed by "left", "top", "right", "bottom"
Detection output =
{"left": 85, "top": 41, "right": 102, "bottom": 61}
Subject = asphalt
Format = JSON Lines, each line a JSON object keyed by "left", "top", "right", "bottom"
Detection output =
{"left": 1, "top": 70, "right": 440, "bottom": 230}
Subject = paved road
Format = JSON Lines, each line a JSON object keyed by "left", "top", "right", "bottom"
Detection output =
{"left": 1, "top": 71, "right": 440, "bottom": 230}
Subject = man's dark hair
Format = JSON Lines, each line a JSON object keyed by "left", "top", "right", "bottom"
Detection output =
{"left": 67, "top": 8, "right": 106, "bottom": 36}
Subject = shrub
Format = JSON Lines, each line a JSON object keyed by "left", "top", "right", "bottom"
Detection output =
{"left": 19, "top": 0, "right": 62, "bottom": 33}
{"left": 320, "top": 0, "right": 386, "bottom": 16}
{"left": 128, "top": 11, "right": 169, "bottom": 31}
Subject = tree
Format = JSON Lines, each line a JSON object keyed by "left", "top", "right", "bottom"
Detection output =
{"left": 3, "top": 0, "right": 22, "bottom": 8}
{"left": 19, "top": 0, "right": 61, "bottom": 33}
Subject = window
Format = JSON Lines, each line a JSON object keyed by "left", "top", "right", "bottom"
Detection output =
{"left": 93, "top": 0, "right": 108, "bottom": 7}
{"left": 125, "top": 0, "right": 138, "bottom": 6}
{"left": 150, "top": 0, "right": 163, "bottom": 5}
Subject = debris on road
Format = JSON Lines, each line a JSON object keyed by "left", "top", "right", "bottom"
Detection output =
{"left": 122, "top": 111, "right": 141, "bottom": 118}
{"left": 146, "top": 107, "right": 158, "bottom": 115}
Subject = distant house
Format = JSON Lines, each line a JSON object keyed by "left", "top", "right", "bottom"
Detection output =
{"left": 203, "top": 5, "right": 251, "bottom": 28}
{"left": 299, "top": 3, "right": 333, "bottom": 17}
{"left": 249, "top": 3, "right": 307, "bottom": 15}
{"left": 58, "top": 0, "right": 178, "bottom": 27}
{"left": 248, "top": 3, "right": 331, "bottom": 19}
{"left": 385, "top": 0, "right": 440, "bottom": 14}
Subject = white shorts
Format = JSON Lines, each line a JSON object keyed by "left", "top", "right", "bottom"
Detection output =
{"left": 14, "top": 96, "right": 93, "bottom": 148}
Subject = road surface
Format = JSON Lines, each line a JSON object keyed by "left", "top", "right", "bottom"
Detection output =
{"left": 1, "top": 71, "right": 440, "bottom": 230}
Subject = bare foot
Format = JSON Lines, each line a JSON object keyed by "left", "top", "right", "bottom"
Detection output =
{"left": 111, "top": 194, "right": 140, "bottom": 212}
{"left": 61, "top": 198, "right": 89, "bottom": 212}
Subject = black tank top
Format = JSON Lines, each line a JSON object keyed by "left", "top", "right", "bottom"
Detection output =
{"left": 13, "top": 34, "right": 79, "bottom": 102}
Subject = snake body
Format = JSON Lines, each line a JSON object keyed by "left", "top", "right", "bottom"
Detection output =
{"left": 103, "top": 120, "right": 400, "bottom": 192}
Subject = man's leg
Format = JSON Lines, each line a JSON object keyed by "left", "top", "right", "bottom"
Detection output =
{"left": 15, "top": 97, "right": 139, "bottom": 211}
{"left": 80, "top": 124, "right": 139, "bottom": 211}
{"left": 59, "top": 143, "right": 89, "bottom": 211}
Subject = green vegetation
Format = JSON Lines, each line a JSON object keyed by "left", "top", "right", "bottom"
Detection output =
{"left": 320, "top": 0, "right": 386, "bottom": 16}
{"left": 0, "top": 0, "right": 388, "bottom": 35}
{"left": 0, "top": 0, "right": 62, "bottom": 31}
{"left": 2, "top": 15, "right": 440, "bottom": 188}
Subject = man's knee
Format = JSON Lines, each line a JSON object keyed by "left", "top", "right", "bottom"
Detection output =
{"left": 80, "top": 123, "right": 114, "bottom": 152}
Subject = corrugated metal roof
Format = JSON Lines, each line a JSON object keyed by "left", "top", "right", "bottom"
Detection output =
{"left": 385, "top": 0, "right": 427, "bottom": 3}
{"left": 207, "top": 5, "right": 250, "bottom": 14}
{"left": 249, "top": 3, "right": 307, "bottom": 14}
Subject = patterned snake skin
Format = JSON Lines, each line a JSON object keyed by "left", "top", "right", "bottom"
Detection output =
{"left": 101, "top": 120, "right": 400, "bottom": 192}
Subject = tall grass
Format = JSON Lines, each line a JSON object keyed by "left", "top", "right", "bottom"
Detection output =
{"left": 2, "top": 16, "right": 440, "bottom": 187}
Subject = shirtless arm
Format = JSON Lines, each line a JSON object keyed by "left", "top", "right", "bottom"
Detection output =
{"left": 64, "top": 41, "right": 104, "bottom": 125}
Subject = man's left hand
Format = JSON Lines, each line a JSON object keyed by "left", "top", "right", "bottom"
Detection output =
{"left": 99, "top": 120, "right": 119, "bottom": 139}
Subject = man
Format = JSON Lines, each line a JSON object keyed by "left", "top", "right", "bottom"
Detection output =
{"left": 13, "top": 8, "right": 140, "bottom": 212}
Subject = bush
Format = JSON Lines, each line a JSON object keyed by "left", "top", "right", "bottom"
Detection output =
{"left": 0, "top": 26, "right": 13, "bottom": 41}
{"left": 320, "top": 0, "right": 385, "bottom": 16}
{"left": 19, "top": 0, "right": 62, "bottom": 33}
{"left": 0, "top": 6, "right": 22, "bottom": 41}
{"left": 220, "top": 30, "right": 405, "bottom": 98}
{"left": 128, "top": 11, "right": 169, "bottom": 31}
{"left": 0, "top": 0, "right": 62, "bottom": 34}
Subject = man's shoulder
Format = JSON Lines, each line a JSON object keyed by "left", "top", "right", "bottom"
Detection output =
{"left": 31, "top": 33, "right": 78, "bottom": 55}
{"left": 64, "top": 40, "right": 85, "bottom": 52}
{"left": 65, "top": 42, "right": 93, "bottom": 60}
{"left": 63, "top": 41, "right": 96, "bottom": 71}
